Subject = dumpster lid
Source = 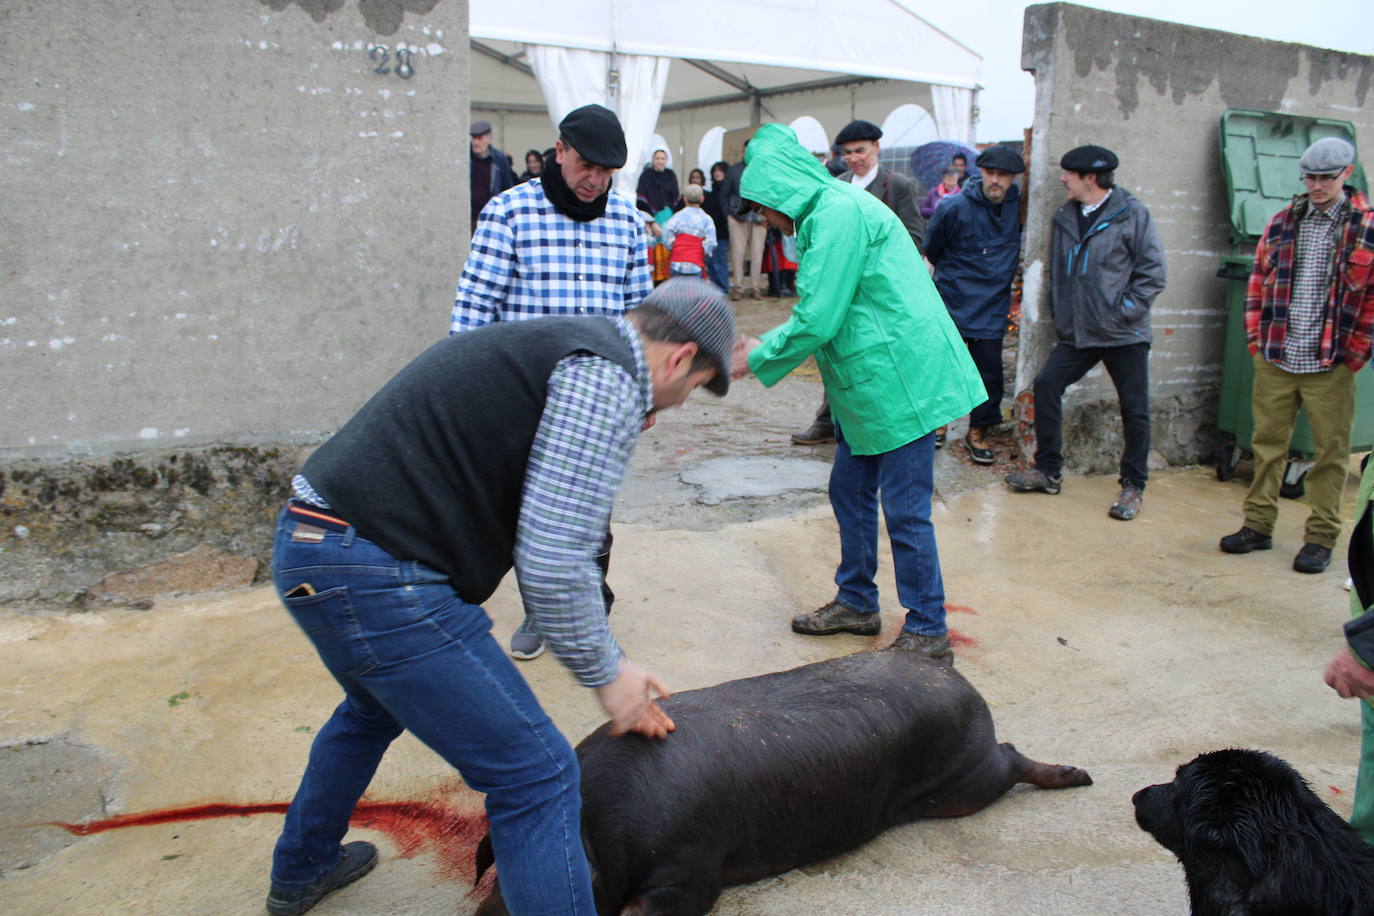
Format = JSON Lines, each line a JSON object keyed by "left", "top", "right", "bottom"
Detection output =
{"left": 1219, "top": 109, "right": 1367, "bottom": 245}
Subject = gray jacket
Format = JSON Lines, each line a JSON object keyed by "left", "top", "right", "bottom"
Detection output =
{"left": 838, "top": 166, "right": 925, "bottom": 255}
{"left": 1050, "top": 187, "right": 1166, "bottom": 348}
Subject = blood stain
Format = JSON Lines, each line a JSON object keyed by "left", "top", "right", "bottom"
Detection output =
{"left": 45, "top": 782, "right": 488, "bottom": 884}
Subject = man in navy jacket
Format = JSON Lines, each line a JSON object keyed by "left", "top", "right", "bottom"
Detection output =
{"left": 925, "top": 145, "right": 1025, "bottom": 464}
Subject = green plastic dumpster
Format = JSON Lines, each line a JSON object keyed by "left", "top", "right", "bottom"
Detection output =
{"left": 1214, "top": 109, "right": 1372, "bottom": 495}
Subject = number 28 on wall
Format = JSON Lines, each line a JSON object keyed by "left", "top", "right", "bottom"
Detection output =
{"left": 368, "top": 45, "right": 414, "bottom": 80}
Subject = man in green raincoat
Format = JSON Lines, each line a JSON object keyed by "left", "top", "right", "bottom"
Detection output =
{"left": 1324, "top": 455, "right": 1374, "bottom": 843}
{"left": 736, "top": 123, "right": 985, "bottom": 660}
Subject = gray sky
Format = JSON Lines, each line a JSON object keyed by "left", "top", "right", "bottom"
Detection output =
{"left": 915, "top": 0, "right": 1374, "bottom": 143}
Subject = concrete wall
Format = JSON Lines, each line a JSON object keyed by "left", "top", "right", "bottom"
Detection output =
{"left": 0, "top": 1, "right": 470, "bottom": 605}
{"left": 1018, "top": 3, "right": 1374, "bottom": 475}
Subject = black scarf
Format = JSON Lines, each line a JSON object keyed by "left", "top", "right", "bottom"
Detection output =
{"left": 539, "top": 151, "right": 609, "bottom": 222}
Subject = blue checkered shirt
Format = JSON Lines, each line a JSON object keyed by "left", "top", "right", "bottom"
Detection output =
{"left": 450, "top": 180, "right": 653, "bottom": 332}
{"left": 513, "top": 317, "right": 652, "bottom": 686}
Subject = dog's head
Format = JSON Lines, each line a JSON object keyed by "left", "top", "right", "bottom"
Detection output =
{"left": 1134, "top": 748, "right": 1373, "bottom": 914}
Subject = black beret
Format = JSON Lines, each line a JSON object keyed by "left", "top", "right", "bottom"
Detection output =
{"left": 558, "top": 104, "right": 627, "bottom": 169}
{"left": 1060, "top": 145, "right": 1118, "bottom": 173}
{"left": 975, "top": 145, "right": 1025, "bottom": 174}
{"left": 835, "top": 119, "right": 882, "bottom": 145}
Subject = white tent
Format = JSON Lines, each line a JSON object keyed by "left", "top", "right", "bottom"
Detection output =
{"left": 469, "top": 0, "right": 982, "bottom": 198}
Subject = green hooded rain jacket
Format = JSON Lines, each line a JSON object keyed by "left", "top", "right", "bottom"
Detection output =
{"left": 742, "top": 123, "right": 984, "bottom": 455}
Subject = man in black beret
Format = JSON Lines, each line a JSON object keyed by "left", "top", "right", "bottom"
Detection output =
{"left": 791, "top": 118, "right": 926, "bottom": 446}
{"left": 452, "top": 102, "right": 652, "bottom": 660}
{"left": 925, "top": 145, "right": 1026, "bottom": 464}
{"left": 1005, "top": 144, "right": 1166, "bottom": 521}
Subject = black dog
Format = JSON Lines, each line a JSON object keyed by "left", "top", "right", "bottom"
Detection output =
{"left": 1133, "top": 748, "right": 1374, "bottom": 915}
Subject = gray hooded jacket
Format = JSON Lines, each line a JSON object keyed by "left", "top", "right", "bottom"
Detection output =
{"left": 1050, "top": 187, "right": 1166, "bottom": 348}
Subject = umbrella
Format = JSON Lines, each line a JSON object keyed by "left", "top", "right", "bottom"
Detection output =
{"left": 910, "top": 140, "right": 980, "bottom": 190}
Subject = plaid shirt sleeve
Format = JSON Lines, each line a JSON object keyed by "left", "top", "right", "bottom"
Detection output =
{"left": 624, "top": 221, "right": 652, "bottom": 309}
{"left": 513, "top": 353, "right": 644, "bottom": 687}
{"left": 451, "top": 195, "right": 517, "bottom": 333}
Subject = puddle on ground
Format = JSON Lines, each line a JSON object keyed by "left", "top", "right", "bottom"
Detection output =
{"left": 680, "top": 457, "right": 831, "bottom": 505}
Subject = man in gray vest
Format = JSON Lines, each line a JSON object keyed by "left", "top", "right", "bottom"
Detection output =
{"left": 791, "top": 118, "right": 925, "bottom": 445}
{"left": 264, "top": 279, "right": 736, "bottom": 916}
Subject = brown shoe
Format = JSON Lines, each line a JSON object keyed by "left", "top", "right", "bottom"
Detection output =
{"left": 791, "top": 600, "right": 881, "bottom": 636}
{"left": 749, "top": 287, "right": 762, "bottom": 299}
{"left": 791, "top": 419, "right": 835, "bottom": 445}
{"left": 934, "top": 425, "right": 947, "bottom": 448}
{"left": 964, "top": 427, "right": 995, "bottom": 464}
{"left": 729, "top": 287, "right": 742, "bottom": 301}
{"left": 890, "top": 631, "right": 953, "bottom": 661}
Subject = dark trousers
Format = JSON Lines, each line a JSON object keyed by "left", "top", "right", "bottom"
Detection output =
{"left": 964, "top": 336, "right": 1005, "bottom": 428}
{"left": 1032, "top": 341, "right": 1151, "bottom": 489}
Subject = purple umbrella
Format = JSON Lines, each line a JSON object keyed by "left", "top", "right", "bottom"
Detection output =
{"left": 910, "top": 141, "right": 980, "bottom": 190}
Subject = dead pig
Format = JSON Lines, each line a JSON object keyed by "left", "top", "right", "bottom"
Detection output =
{"left": 474, "top": 648, "right": 1092, "bottom": 914}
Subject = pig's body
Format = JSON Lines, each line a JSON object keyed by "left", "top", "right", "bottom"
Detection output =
{"left": 477, "top": 649, "right": 1091, "bottom": 914}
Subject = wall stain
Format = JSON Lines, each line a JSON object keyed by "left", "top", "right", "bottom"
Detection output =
{"left": 260, "top": 0, "right": 441, "bottom": 36}
{"left": 1064, "top": 10, "right": 1309, "bottom": 119}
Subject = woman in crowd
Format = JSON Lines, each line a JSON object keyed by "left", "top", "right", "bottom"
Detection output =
{"left": 636, "top": 148, "right": 682, "bottom": 224}
{"left": 702, "top": 160, "right": 732, "bottom": 291}
{"left": 920, "top": 166, "right": 962, "bottom": 218}
{"left": 517, "top": 148, "right": 544, "bottom": 184}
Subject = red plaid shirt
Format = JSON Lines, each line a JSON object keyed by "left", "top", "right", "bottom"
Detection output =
{"left": 1246, "top": 189, "right": 1374, "bottom": 372}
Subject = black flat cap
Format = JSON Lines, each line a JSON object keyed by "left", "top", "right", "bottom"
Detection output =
{"left": 975, "top": 145, "right": 1025, "bottom": 174}
{"left": 469, "top": 119, "right": 492, "bottom": 137}
{"left": 835, "top": 119, "right": 882, "bottom": 145}
{"left": 558, "top": 104, "right": 627, "bottom": 169}
{"left": 1060, "top": 145, "right": 1118, "bottom": 173}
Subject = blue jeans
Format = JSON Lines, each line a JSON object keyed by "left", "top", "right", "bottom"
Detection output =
{"left": 829, "top": 427, "right": 947, "bottom": 636}
{"left": 269, "top": 504, "right": 593, "bottom": 914}
{"left": 707, "top": 238, "right": 730, "bottom": 291}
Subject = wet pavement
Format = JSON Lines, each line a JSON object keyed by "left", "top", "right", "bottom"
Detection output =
{"left": 2, "top": 296, "right": 1368, "bottom": 914}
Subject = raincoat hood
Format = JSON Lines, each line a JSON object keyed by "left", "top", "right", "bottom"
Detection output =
{"left": 740, "top": 123, "right": 833, "bottom": 220}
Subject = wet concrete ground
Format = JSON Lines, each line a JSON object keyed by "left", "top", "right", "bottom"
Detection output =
{"left": 2, "top": 297, "right": 1367, "bottom": 914}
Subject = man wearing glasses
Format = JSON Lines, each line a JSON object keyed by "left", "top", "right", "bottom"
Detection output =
{"left": 1220, "top": 137, "right": 1374, "bottom": 573}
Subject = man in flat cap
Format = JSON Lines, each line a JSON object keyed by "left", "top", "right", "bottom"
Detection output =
{"left": 1219, "top": 136, "right": 1374, "bottom": 573}
{"left": 452, "top": 103, "right": 652, "bottom": 659}
{"left": 925, "top": 145, "right": 1026, "bottom": 464}
{"left": 469, "top": 119, "right": 515, "bottom": 231}
{"left": 266, "top": 279, "right": 734, "bottom": 915}
{"left": 1005, "top": 144, "right": 1166, "bottom": 520}
{"left": 791, "top": 118, "right": 926, "bottom": 446}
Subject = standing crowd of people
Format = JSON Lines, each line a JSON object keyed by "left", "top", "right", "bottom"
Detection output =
{"left": 261, "top": 110, "right": 1374, "bottom": 915}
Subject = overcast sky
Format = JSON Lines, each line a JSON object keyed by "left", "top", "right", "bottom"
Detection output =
{"left": 914, "top": 0, "right": 1374, "bottom": 143}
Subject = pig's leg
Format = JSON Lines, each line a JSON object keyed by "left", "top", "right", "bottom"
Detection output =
{"left": 1003, "top": 742, "right": 1093, "bottom": 788}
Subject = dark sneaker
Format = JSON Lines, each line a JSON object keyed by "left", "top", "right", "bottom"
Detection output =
{"left": 267, "top": 841, "right": 378, "bottom": 916}
{"left": 1004, "top": 468, "right": 1062, "bottom": 495}
{"left": 1294, "top": 543, "right": 1332, "bottom": 574}
{"left": 791, "top": 600, "right": 881, "bottom": 636}
{"left": 509, "top": 615, "right": 545, "bottom": 660}
{"left": 791, "top": 419, "right": 835, "bottom": 445}
{"left": 1108, "top": 486, "right": 1143, "bottom": 520}
{"left": 964, "top": 427, "right": 995, "bottom": 465}
{"left": 934, "top": 426, "right": 947, "bottom": 449}
{"left": 890, "top": 631, "right": 953, "bottom": 661}
{"left": 1219, "top": 526, "right": 1273, "bottom": 554}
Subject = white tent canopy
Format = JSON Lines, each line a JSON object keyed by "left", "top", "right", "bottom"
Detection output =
{"left": 470, "top": 0, "right": 982, "bottom": 199}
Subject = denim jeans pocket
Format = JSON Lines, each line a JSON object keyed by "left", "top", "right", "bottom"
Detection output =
{"left": 282, "top": 586, "right": 380, "bottom": 677}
